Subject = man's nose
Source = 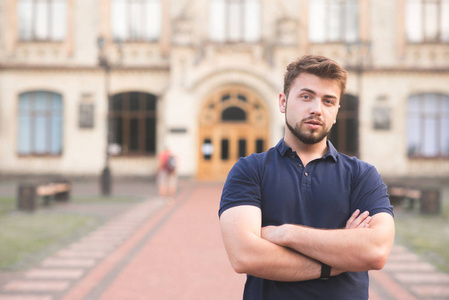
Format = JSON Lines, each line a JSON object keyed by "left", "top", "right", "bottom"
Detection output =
{"left": 310, "top": 99, "right": 322, "bottom": 115}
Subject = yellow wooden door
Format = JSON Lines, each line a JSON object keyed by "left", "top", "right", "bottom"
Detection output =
{"left": 198, "top": 86, "right": 269, "bottom": 180}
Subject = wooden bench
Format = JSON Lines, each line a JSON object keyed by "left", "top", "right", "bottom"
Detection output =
{"left": 36, "top": 182, "right": 71, "bottom": 205}
{"left": 388, "top": 185, "right": 440, "bottom": 214}
{"left": 388, "top": 186, "right": 421, "bottom": 210}
{"left": 18, "top": 180, "right": 71, "bottom": 212}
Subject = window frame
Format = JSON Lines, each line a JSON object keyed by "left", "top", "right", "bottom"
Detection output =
{"left": 17, "top": 0, "right": 68, "bottom": 42}
{"left": 328, "top": 93, "right": 359, "bottom": 157}
{"left": 308, "top": 0, "right": 359, "bottom": 44}
{"left": 407, "top": 93, "right": 449, "bottom": 159}
{"left": 110, "top": 0, "right": 162, "bottom": 42}
{"left": 108, "top": 92, "right": 158, "bottom": 156}
{"left": 17, "top": 91, "right": 63, "bottom": 156}
{"left": 405, "top": 0, "right": 449, "bottom": 44}
{"left": 209, "top": 0, "right": 262, "bottom": 43}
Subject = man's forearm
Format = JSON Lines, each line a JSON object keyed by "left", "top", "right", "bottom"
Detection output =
{"left": 220, "top": 205, "right": 342, "bottom": 282}
{"left": 231, "top": 236, "right": 323, "bottom": 281}
{"left": 283, "top": 225, "right": 382, "bottom": 271}
{"left": 262, "top": 213, "right": 395, "bottom": 272}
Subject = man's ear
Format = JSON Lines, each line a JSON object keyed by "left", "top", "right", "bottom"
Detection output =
{"left": 279, "top": 92, "right": 287, "bottom": 113}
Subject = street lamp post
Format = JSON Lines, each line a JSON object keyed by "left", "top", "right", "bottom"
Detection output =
{"left": 97, "top": 36, "right": 112, "bottom": 196}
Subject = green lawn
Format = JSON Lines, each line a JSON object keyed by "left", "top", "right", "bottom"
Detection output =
{"left": 0, "top": 211, "right": 101, "bottom": 270}
{"left": 393, "top": 200, "right": 449, "bottom": 273}
{"left": 72, "top": 195, "right": 144, "bottom": 203}
{"left": 0, "top": 194, "right": 142, "bottom": 270}
{"left": 0, "top": 196, "right": 15, "bottom": 216}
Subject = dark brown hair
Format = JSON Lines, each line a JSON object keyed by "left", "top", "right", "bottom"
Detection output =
{"left": 283, "top": 55, "right": 348, "bottom": 99}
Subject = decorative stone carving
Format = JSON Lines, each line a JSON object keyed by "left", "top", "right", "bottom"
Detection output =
{"left": 173, "top": 16, "right": 194, "bottom": 46}
{"left": 276, "top": 18, "right": 298, "bottom": 45}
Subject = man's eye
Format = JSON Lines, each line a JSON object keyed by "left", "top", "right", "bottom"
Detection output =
{"left": 301, "top": 95, "right": 310, "bottom": 100}
{"left": 324, "top": 99, "right": 334, "bottom": 105}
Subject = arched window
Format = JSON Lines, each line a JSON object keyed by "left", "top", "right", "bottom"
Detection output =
{"left": 109, "top": 92, "right": 157, "bottom": 155}
{"left": 18, "top": 91, "right": 63, "bottom": 155}
{"left": 408, "top": 93, "right": 449, "bottom": 157}
{"left": 209, "top": 0, "right": 261, "bottom": 43}
{"left": 222, "top": 106, "right": 247, "bottom": 121}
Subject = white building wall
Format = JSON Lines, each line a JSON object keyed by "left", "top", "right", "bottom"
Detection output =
{"left": 361, "top": 72, "right": 449, "bottom": 177}
{"left": 0, "top": 0, "right": 448, "bottom": 179}
{"left": 0, "top": 70, "right": 106, "bottom": 174}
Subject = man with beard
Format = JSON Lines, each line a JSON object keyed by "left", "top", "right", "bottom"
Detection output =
{"left": 219, "top": 55, "right": 395, "bottom": 300}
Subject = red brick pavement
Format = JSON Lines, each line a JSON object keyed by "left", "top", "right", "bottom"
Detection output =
{"left": 95, "top": 184, "right": 245, "bottom": 300}
{"left": 1, "top": 182, "right": 449, "bottom": 300}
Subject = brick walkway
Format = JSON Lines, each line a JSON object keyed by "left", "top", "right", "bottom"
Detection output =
{"left": 0, "top": 182, "right": 448, "bottom": 299}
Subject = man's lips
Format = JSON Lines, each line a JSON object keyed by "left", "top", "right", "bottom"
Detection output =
{"left": 302, "top": 119, "right": 323, "bottom": 130}
{"left": 304, "top": 119, "right": 323, "bottom": 126}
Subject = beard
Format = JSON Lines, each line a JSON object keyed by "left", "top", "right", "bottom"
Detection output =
{"left": 285, "top": 115, "right": 331, "bottom": 145}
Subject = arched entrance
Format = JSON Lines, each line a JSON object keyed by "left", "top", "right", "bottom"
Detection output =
{"left": 198, "top": 86, "right": 269, "bottom": 180}
{"left": 328, "top": 94, "right": 359, "bottom": 157}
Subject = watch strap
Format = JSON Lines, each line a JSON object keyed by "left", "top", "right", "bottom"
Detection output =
{"left": 320, "top": 262, "right": 331, "bottom": 280}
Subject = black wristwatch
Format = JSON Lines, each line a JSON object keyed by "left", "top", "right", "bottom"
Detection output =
{"left": 320, "top": 262, "right": 331, "bottom": 280}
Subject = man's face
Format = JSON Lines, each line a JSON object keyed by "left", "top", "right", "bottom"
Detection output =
{"left": 279, "top": 73, "right": 340, "bottom": 145}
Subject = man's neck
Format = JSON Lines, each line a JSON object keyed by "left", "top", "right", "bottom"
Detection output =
{"left": 284, "top": 134, "right": 328, "bottom": 167}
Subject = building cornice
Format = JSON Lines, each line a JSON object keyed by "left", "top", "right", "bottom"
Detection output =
{"left": 0, "top": 64, "right": 170, "bottom": 72}
{"left": 344, "top": 66, "right": 449, "bottom": 74}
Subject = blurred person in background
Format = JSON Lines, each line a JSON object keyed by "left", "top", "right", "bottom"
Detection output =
{"left": 219, "top": 55, "right": 395, "bottom": 300}
{"left": 157, "top": 148, "right": 177, "bottom": 197}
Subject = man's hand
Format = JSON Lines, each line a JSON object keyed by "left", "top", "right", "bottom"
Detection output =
{"left": 345, "top": 209, "right": 372, "bottom": 229}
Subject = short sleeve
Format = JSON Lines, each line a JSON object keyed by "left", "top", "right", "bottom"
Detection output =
{"left": 219, "top": 155, "right": 262, "bottom": 217}
{"left": 350, "top": 163, "right": 394, "bottom": 217}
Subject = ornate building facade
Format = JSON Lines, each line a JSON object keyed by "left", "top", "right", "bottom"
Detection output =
{"left": 0, "top": 0, "right": 448, "bottom": 180}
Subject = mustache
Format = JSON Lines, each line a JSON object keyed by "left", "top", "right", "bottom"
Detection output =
{"left": 302, "top": 116, "right": 324, "bottom": 125}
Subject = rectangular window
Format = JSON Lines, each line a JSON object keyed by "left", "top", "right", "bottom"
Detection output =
{"left": 256, "top": 139, "right": 264, "bottom": 153}
{"left": 408, "top": 94, "right": 449, "bottom": 157}
{"left": 145, "top": 117, "right": 156, "bottom": 153}
{"left": 109, "top": 92, "right": 157, "bottom": 156}
{"left": 210, "top": 0, "right": 261, "bottom": 43}
{"left": 129, "top": 118, "right": 139, "bottom": 151}
{"left": 110, "top": 116, "right": 124, "bottom": 146}
{"left": 18, "top": 0, "right": 67, "bottom": 41}
{"left": 309, "top": 0, "right": 358, "bottom": 43}
{"left": 111, "top": 0, "right": 161, "bottom": 41}
{"left": 405, "top": 0, "right": 449, "bottom": 43}
{"left": 202, "top": 138, "right": 213, "bottom": 160}
{"left": 130, "top": 92, "right": 140, "bottom": 111}
{"left": 238, "top": 139, "right": 246, "bottom": 158}
{"left": 221, "top": 139, "right": 229, "bottom": 160}
{"left": 18, "top": 91, "right": 63, "bottom": 155}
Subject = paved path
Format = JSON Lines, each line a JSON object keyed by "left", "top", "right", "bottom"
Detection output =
{"left": 1, "top": 182, "right": 448, "bottom": 299}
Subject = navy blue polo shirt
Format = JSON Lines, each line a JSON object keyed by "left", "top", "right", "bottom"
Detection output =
{"left": 219, "top": 139, "right": 393, "bottom": 300}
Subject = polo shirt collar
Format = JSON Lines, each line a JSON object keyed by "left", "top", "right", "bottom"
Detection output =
{"left": 275, "top": 138, "right": 338, "bottom": 162}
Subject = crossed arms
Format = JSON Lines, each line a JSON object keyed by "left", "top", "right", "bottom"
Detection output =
{"left": 219, "top": 205, "right": 394, "bottom": 282}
